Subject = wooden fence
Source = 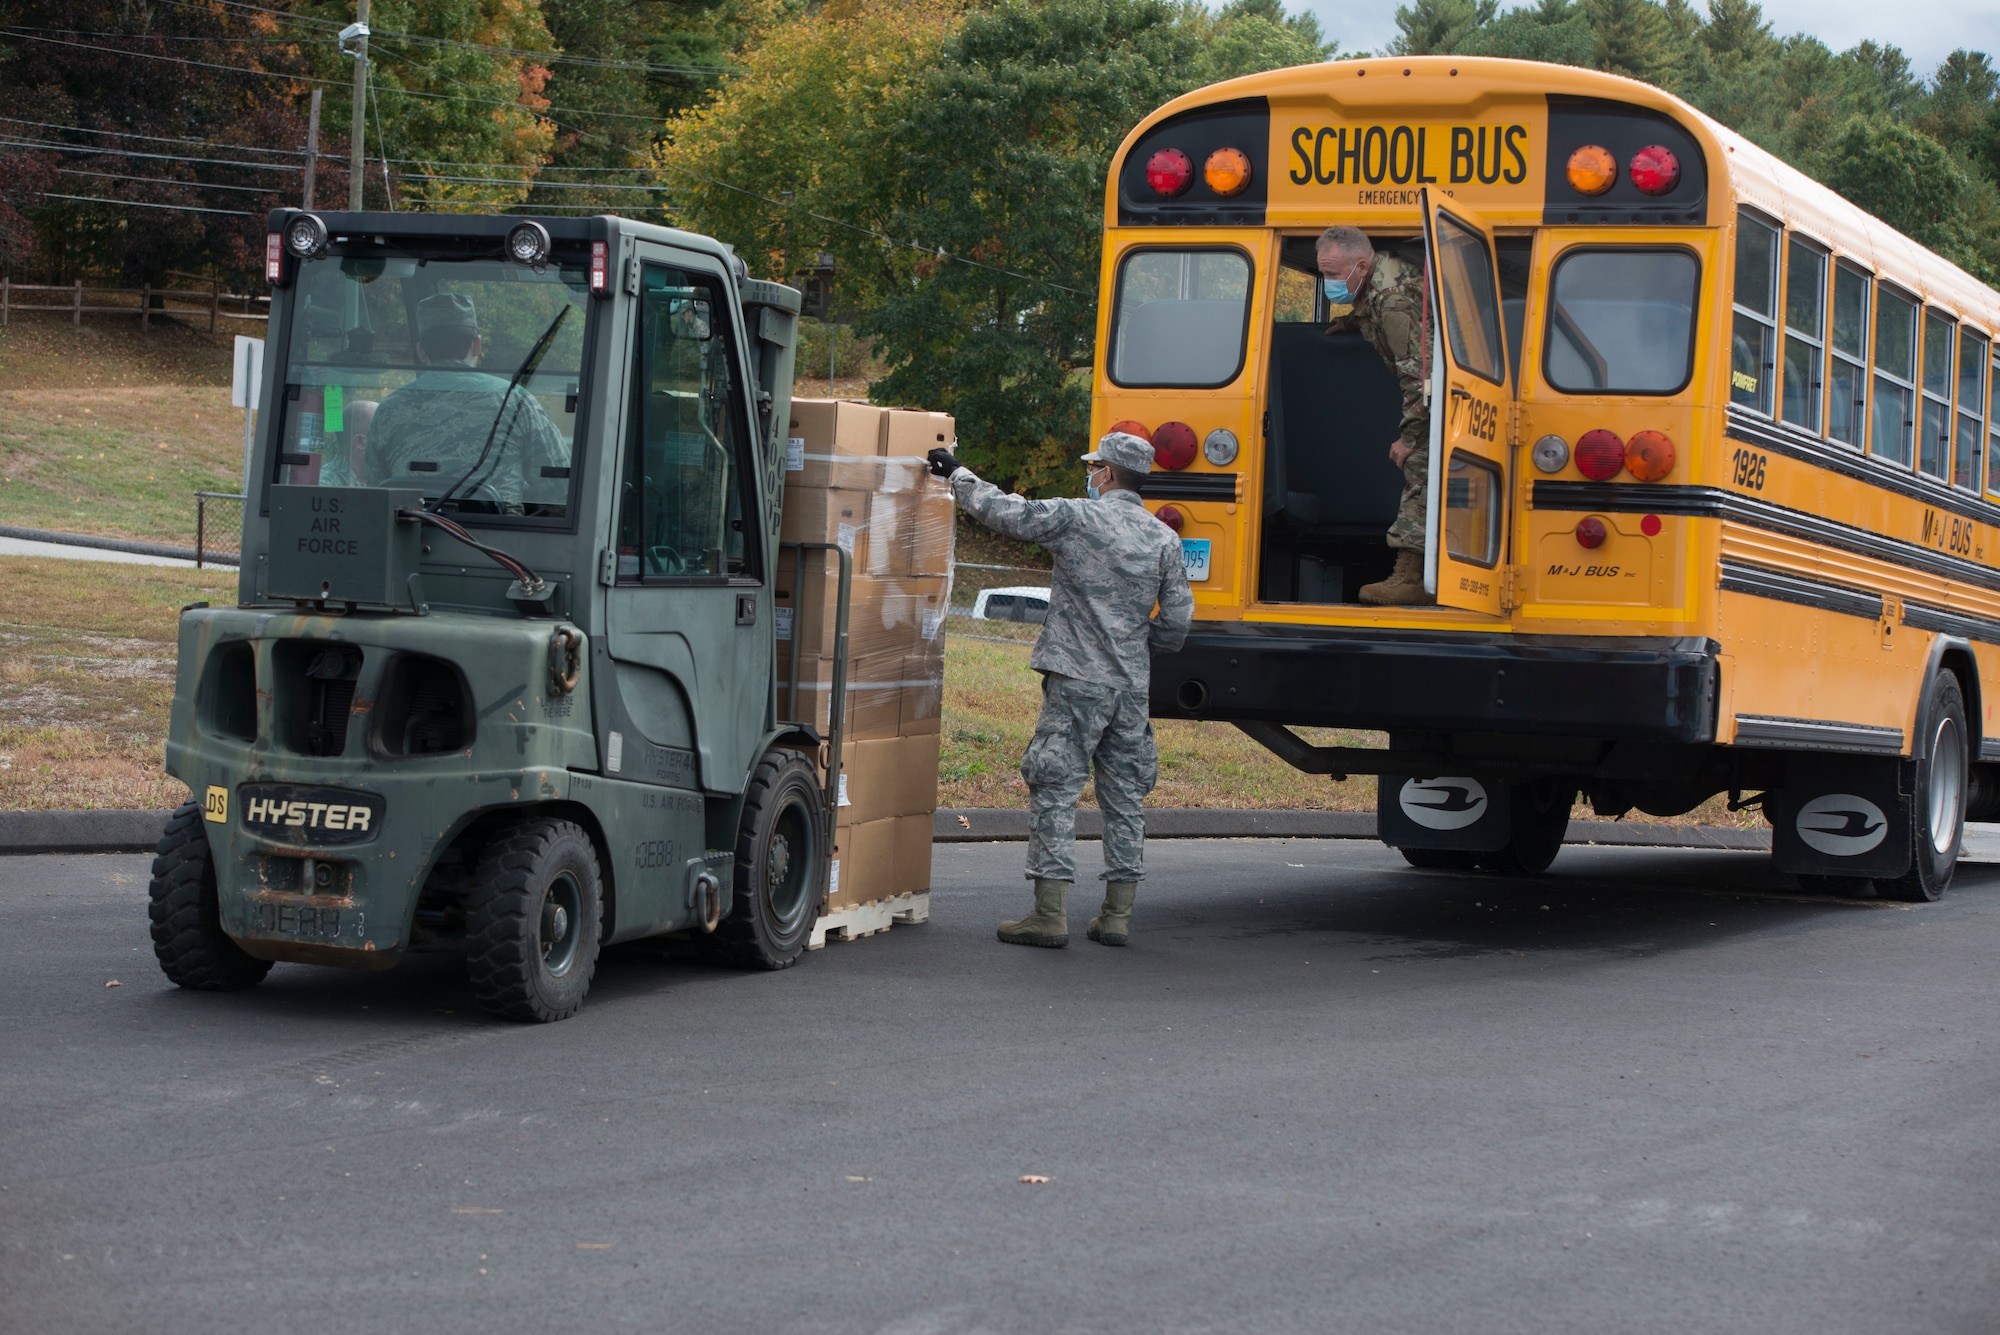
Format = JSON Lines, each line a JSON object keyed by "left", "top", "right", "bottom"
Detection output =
{"left": 0, "top": 277, "right": 269, "bottom": 333}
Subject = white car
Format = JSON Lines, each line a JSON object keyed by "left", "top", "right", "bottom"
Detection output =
{"left": 970, "top": 586, "right": 1051, "bottom": 624}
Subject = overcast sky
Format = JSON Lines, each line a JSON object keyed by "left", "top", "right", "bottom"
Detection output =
{"left": 1294, "top": 0, "right": 1998, "bottom": 78}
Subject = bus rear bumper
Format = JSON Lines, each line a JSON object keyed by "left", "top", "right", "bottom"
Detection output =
{"left": 1150, "top": 626, "right": 1719, "bottom": 745}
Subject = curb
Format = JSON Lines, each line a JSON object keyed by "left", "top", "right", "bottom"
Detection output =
{"left": 0, "top": 524, "right": 238, "bottom": 567}
{"left": 934, "top": 808, "right": 1770, "bottom": 850}
{"left": 0, "top": 807, "right": 1773, "bottom": 857}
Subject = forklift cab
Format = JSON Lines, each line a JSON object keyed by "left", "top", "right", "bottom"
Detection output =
{"left": 153, "top": 210, "right": 824, "bottom": 1022}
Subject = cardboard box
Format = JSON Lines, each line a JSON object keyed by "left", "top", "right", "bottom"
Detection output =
{"left": 837, "top": 734, "right": 942, "bottom": 825}
{"left": 891, "top": 811, "right": 935, "bottom": 895}
{"left": 778, "top": 484, "right": 872, "bottom": 553}
{"left": 828, "top": 815, "right": 897, "bottom": 910}
{"left": 775, "top": 650, "right": 906, "bottom": 740}
{"left": 899, "top": 649, "right": 945, "bottom": 737}
{"left": 776, "top": 551, "right": 947, "bottom": 661}
{"left": 881, "top": 408, "right": 955, "bottom": 460}
{"left": 787, "top": 398, "right": 884, "bottom": 488}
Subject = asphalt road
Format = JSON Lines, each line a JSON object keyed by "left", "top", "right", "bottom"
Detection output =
{"left": 3, "top": 839, "right": 1998, "bottom": 1334}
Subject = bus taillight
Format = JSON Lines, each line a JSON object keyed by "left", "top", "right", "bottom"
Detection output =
{"left": 1203, "top": 148, "right": 1253, "bottom": 197}
{"left": 1625, "top": 430, "right": 1676, "bottom": 480}
{"left": 1155, "top": 505, "right": 1185, "bottom": 532}
{"left": 1575, "top": 517, "right": 1608, "bottom": 549}
{"left": 1108, "top": 418, "right": 1152, "bottom": 442}
{"left": 1152, "top": 421, "right": 1197, "bottom": 470}
{"left": 1566, "top": 145, "right": 1616, "bottom": 196}
{"left": 1575, "top": 429, "right": 1625, "bottom": 480}
{"left": 1629, "top": 145, "right": 1681, "bottom": 195}
{"left": 1146, "top": 149, "right": 1193, "bottom": 197}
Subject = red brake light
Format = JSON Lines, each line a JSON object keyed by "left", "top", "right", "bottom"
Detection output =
{"left": 1155, "top": 505, "right": 1185, "bottom": 532}
{"left": 264, "top": 232, "right": 283, "bottom": 283}
{"left": 1625, "top": 430, "right": 1675, "bottom": 481}
{"left": 1107, "top": 418, "right": 1152, "bottom": 443}
{"left": 1629, "top": 145, "right": 1680, "bottom": 195}
{"left": 1575, "top": 517, "right": 1607, "bottom": 549}
{"left": 1151, "top": 421, "right": 1197, "bottom": 471}
{"left": 1574, "top": 429, "right": 1625, "bottom": 480}
{"left": 1146, "top": 149, "right": 1192, "bottom": 198}
{"left": 589, "top": 240, "right": 608, "bottom": 293}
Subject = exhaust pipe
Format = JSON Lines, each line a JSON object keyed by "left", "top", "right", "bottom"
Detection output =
{"left": 1175, "top": 678, "right": 1210, "bottom": 712}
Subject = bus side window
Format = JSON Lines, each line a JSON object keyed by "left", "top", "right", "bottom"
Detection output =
{"left": 1989, "top": 347, "right": 2000, "bottom": 498}
{"left": 1956, "top": 328, "right": 1987, "bottom": 492}
{"left": 1920, "top": 310, "right": 1955, "bottom": 481}
{"left": 1827, "top": 262, "right": 1870, "bottom": 450}
{"left": 1782, "top": 237, "right": 1826, "bottom": 433}
{"left": 1730, "top": 212, "right": 1779, "bottom": 415}
{"left": 1872, "top": 287, "right": 1918, "bottom": 467}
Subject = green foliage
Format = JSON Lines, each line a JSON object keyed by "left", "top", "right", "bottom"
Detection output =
{"left": 1822, "top": 118, "right": 1996, "bottom": 280}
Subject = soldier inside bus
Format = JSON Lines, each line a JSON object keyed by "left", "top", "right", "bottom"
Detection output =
{"left": 1315, "top": 225, "right": 1434, "bottom": 607}
{"left": 365, "top": 292, "right": 568, "bottom": 514}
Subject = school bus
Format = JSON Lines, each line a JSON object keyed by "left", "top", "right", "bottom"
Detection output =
{"left": 1099, "top": 56, "right": 2000, "bottom": 897}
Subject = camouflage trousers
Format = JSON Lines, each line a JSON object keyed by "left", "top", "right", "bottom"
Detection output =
{"left": 1385, "top": 442, "right": 1430, "bottom": 552}
{"left": 1021, "top": 673, "right": 1158, "bottom": 884}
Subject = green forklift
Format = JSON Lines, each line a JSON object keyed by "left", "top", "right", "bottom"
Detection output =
{"left": 150, "top": 209, "right": 858, "bottom": 1021}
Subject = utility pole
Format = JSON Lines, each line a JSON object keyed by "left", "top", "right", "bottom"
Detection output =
{"left": 302, "top": 88, "right": 322, "bottom": 209}
{"left": 345, "top": 0, "right": 370, "bottom": 211}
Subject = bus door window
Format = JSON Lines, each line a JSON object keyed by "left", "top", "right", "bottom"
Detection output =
{"left": 1872, "top": 287, "right": 1919, "bottom": 466}
{"left": 1782, "top": 237, "right": 1827, "bottom": 433}
{"left": 1730, "top": 213, "right": 1779, "bottom": 415}
{"left": 1828, "top": 262, "right": 1870, "bottom": 449}
{"left": 1960, "top": 329, "right": 1990, "bottom": 492}
{"left": 1542, "top": 249, "right": 1699, "bottom": 395}
{"left": 1920, "top": 310, "right": 1956, "bottom": 480}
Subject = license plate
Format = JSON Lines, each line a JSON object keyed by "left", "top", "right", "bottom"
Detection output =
{"left": 1181, "top": 539, "right": 1211, "bottom": 582}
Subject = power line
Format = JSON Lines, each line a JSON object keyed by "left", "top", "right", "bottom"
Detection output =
{"left": 0, "top": 135, "right": 304, "bottom": 172}
{"left": 41, "top": 192, "right": 252, "bottom": 217}
{"left": 56, "top": 167, "right": 289, "bottom": 196}
{"left": 0, "top": 120, "right": 658, "bottom": 173}
{"left": 0, "top": 116, "right": 305, "bottom": 158}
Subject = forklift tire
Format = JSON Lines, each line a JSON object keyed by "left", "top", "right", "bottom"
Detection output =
{"left": 465, "top": 818, "right": 603, "bottom": 1023}
{"left": 1399, "top": 847, "right": 1479, "bottom": 871}
{"left": 148, "top": 802, "right": 273, "bottom": 991}
{"left": 703, "top": 748, "right": 825, "bottom": 970}
{"left": 1480, "top": 782, "right": 1574, "bottom": 877}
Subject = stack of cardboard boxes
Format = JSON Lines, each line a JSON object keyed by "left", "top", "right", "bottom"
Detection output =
{"left": 776, "top": 399, "right": 955, "bottom": 925}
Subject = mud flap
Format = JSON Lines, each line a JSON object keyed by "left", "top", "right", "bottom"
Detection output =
{"left": 1378, "top": 775, "right": 1512, "bottom": 852}
{"left": 1768, "top": 754, "right": 1912, "bottom": 879}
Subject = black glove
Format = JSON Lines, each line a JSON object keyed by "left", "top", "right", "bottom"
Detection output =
{"left": 927, "top": 447, "right": 961, "bottom": 479}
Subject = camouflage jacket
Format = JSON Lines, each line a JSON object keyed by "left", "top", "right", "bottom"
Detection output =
{"left": 1333, "top": 251, "right": 1431, "bottom": 452}
{"left": 949, "top": 472, "right": 1194, "bottom": 693}
{"left": 365, "top": 365, "right": 568, "bottom": 510}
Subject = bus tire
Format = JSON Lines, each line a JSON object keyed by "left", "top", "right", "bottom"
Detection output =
{"left": 701, "top": 748, "right": 825, "bottom": 970}
{"left": 465, "top": 817, "right": 603, "bottom": 1023}
{"left": 1881, "top": 671, "right": 1968, "bottom": 904}
{"left": 148, "top": 801, "right": 273, "bottom": 991}
{"left": 1482, "top": 782, "right": 1574, "bottom": 876}
{"left": 1400, "top": 847, "right": 1479, "bottom": 871}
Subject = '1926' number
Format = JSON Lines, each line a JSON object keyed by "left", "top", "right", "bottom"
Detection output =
{"left": 1731, "top": 448, "right": 1767, "bottom": 491}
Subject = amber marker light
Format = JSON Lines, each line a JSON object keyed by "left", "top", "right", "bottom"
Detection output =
{"left": 1146, "top": 149, "right": 1192, "bottom": 197}
{"left": 1155, "top": 505, "right": 1186, "bottom": 532}
{"left": 1574, "top": 429, "right": 1626, "bottom": 480}
{"left": 1566, "top": 145, "right": 1617, "bottom": 196}
{"left": 1625, "top": 429, "right": 1676, "bottom": 481}
{"left": 1203, "top": 147, "right": 1253, "bottom": 197}
{"left": 1107, "top": 418, "right": 1152, "bottom": 443}
{"left": 1575, "top": 517, "right": 1607, "bottom": 549}
{"left": 1629, "top": 145, "right": 1681, "bottom": 195}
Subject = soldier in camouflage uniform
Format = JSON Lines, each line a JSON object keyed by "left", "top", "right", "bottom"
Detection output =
{"left": 365, "top": 293, "right": 569, "bottom": 514}
{"left": 927, "top": 431, "right": 1194, "bottom": 948}
{"left": 1317, "top": 226, "right": 1433, "bottom": 605}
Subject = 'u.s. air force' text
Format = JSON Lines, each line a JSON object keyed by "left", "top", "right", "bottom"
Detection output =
{"left": 1288, "top": 125, "right": 1530, "bottom": 187}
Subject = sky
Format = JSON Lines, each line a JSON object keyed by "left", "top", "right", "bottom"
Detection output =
{"left": 1295, "top": 0, "right": 2000, "bottom": 78}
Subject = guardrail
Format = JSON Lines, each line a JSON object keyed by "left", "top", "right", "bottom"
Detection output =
{"left": 1, "top": 277, "right": 269, "bottom": 333}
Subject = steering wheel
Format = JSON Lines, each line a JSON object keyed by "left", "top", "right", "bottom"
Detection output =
{"left": 647, "top": 545, "right": 685, "bottom": 576}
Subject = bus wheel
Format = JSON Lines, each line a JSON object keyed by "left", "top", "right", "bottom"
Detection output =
{"left": 702, "top": 748, "right": 825, "bottom": 970}
{"left": 1881, "top": 672, "right": 1968, "bottom": 904}
{"left": 465, "top": 817, "right": 604, "bottom": 1023}
{"left": 1482, "top": 782, "right": 1575, "bottom": 876}
{"left": 1400, "top": 847, "right": 1479, "bottom": 871}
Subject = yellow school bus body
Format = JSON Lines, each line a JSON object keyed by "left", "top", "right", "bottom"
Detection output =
{"left": 1098, "top": 57, "right": 2000, "bottom": 887}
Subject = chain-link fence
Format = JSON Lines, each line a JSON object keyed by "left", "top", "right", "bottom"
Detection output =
{"left": 194, "top": 492, "right": 245, "bottom": 569}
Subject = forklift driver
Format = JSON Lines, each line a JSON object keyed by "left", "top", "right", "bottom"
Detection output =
{"left": 1315, "top": 226, "right": 1433, "bottom": 607}
{"left": 366, "top": 293, "right": 568, "bottom": 514}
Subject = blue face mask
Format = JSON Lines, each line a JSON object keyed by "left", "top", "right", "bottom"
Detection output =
{"left": 1085, "top": 465, "right": 1103, "bottom": 500}
{"left": 1322, "top": 276, "right": 1351, "bottom": 305}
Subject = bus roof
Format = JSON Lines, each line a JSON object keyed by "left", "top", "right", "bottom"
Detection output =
{"left": 1112, "top": 56, "right": 1998, "bottom": 329}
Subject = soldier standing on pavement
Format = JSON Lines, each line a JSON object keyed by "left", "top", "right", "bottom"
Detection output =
{"left": 1315, "top": 226, "right": 1434, "bottom": 606}
{"left": 927, "top": 431, "right": 1194, "bottom": 948}
{"left": 365, "top": 293, "right": 568, "bottom": 514}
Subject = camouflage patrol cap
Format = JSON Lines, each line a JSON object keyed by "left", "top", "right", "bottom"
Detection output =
{"left": 1081, "top": 430, "right": 1154, "bottom": 474}
{"left": 416, "top": 292, "right": 478, "bottom": 333}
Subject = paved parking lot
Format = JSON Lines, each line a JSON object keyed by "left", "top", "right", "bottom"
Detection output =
{"left": 3, "top": 838, "right": 1997, "bottom": 1333}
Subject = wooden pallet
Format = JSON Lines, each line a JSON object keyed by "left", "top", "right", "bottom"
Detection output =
{"left": 808, "top": 891, "right": 929, "bottom": 950}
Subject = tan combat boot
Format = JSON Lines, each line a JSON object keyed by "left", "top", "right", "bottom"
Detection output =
{"left": 998, "top": 879, "right": 1070, "bottom": 947}
{"left": 1087, "top": 881, "right": 1137, "bottom": 947}
{"left": 1358, "top": 549, "right": 1433, "bottom": 607}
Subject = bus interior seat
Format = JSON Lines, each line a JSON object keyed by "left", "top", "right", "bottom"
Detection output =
{"left": 1118, "top": 299, "right": 1247, "bottom": 385}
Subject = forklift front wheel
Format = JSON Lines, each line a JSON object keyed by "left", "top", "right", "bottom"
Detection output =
{"left": 465, "top": 818, "right": 604, "bottom": 1023}
{"left": 148, "top": 802, "right": 274, "bottom": 991}
{"left": 704, "top": 749, "right": 825, "bottom": 970}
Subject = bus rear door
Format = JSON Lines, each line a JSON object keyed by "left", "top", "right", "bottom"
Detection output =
{"left": 1421, "top": 189, "right": 1514, "bottom": 615}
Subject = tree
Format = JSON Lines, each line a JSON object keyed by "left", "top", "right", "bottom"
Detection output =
{"left": 1822, "top": 117, "right": 1994, "bottom": 280}
{"left": 1390, "top": 0, "right": 1499, "bottom": 56}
